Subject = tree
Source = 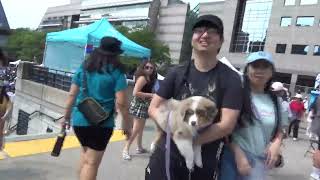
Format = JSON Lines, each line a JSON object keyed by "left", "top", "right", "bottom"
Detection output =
{"left": 4, "top": 26, "right": 171, "bottom": 71}
{"left": 5, "top": 28, "right": 46, "bottom": 63}
{"left": 116, "top": 25, "right": 171, "bottom": 68}
{"left": 148, "top": 0, "right": 161, "bottom": 33}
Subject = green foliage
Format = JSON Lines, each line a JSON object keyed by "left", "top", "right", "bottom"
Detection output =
{"left": 116, "top": 25, "right": 171, "bottom": 68}
{"left": 5, "top": 28, "right": 46, "bottom": 63}
{"left": 116, "top": 25, "right": 130, "bottom": 36}
{"left": 119, "top": 56, "right": 140, "bottom": 73}
{"left": 5, "top": 25, "right": 171, "bottom": 70}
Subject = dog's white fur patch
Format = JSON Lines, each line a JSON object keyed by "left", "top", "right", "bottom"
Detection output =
{"left": 189, "top": 96, "right": 202, "bottom": 126}
{"left": 153, "top": 96, "right": 218, "bottom": 170}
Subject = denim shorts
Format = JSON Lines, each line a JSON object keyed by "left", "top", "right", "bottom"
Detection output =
{"left": 220, "top": 147, "right": 267, "bottom": 180}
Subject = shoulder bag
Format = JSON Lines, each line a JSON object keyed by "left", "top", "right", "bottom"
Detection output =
{"left": 77, "top": 67, "right": 112, "bottom": 125}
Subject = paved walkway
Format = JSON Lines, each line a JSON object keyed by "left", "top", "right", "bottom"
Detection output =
{"left": 0, "top": 121, "right": 316, "bottom": 180}
{"left": 0, "top": 130, "right": 125, "bottom": 158}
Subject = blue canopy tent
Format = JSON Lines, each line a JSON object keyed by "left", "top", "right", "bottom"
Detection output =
{"left": 43, "top": 18, "right": 151, "bottom": 72}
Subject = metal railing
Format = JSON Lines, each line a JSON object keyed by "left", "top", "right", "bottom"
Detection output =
{"left": 192, "top": 4, "right": 200, "bottom": 15}
{"left": 29, "top": 110, "right": 64, "bottom": 123}
{"left": 5, "top": 124, "right": 17, "bottom": 136}
{"left": 6, "top": 110, "right": 64, "bottom": 136}
{"left": 29, "top": 65, "right": 74, "bottom": 91}
{"left": 179, "top": 4, "right": 200, "bottom": 63}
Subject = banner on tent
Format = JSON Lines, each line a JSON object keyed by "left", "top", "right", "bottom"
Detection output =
{"left": 86, "top": 44, "right": 94, "bottom": 54}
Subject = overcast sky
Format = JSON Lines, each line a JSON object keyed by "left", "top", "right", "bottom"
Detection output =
{"left": 1, "top": 0, "right": 221, "bottom": 29}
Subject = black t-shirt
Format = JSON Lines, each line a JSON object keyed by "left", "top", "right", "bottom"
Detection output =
{"left": 155, "top": 60, "right": 243, "bottom": 177}
{"left": 157, "top": 61, "right": 243, "bottom": 110}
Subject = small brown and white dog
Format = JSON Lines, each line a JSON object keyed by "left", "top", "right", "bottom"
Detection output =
{"left": 152, "top": 96, "right": 218, "bottom": 170}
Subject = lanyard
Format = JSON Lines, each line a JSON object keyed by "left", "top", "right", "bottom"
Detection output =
{"left": 165, "top": 111, "right": 172, "bottom": 180}
{"left": 165, "top": 111, "right": 195, "bottom": 180}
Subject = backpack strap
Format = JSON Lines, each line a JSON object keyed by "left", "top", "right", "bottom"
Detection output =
{"left": 81, "top": 65, "right": 89, "bottom": 98}
{"left": 173, "top": 61, "right": 191, "bottom": 99}
{"left": 270, "top": 94, "right": 281, "bottom": 141}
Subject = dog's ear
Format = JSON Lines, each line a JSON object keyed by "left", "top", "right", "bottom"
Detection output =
{"left": 167, "top": 99, "right": 180, "bottom": 110}
{"left": 167, "top": 99, "right": 188, "bottom": 119}
{"left": 206, "top": 106, "right": 218, "bottom": 119}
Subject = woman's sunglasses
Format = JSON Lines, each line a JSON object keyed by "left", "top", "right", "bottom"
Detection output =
{"left": 144, "top": 66, "right": 154, "bottom": 70}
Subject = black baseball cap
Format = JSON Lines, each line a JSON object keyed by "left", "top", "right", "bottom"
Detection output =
{"left": 192, "top": 14, "right": 224, "bottom": 35}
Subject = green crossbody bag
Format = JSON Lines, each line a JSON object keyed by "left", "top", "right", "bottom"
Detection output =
{"left": 77, "top": 67, "right": 112, "bottom": 125}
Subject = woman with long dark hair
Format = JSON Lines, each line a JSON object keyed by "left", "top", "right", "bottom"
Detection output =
{"left": 0, "top": 83, "right": 12, "bottom": 151}
{"left": 220, "top": 51, "right": 288, "bottom": 180}
{"left": 62, "top": 36, "right": 132, "bottom": 180}
{"left": 0, "top": 48, "right": 12, "bottom": 151}
{"left": 122, "top": 60, "right": 157, "bottom": 160}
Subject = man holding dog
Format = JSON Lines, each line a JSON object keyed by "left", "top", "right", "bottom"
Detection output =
{"left": 145, "top": 14, "right": 243, "bottom": 180}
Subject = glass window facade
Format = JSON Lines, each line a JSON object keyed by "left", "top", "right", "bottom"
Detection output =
{"left": 300, "top": 0, "right": 318, "bottom": 5}
{"left": 81, "top": 3, "right": 150, "bottom": 19}
{"left": 314, "top": 45, "right": 320, "bottom": 56}
{"left": 276, "top": 44, "right": 287, "bottom": 53}
{"left": 122, "top": 20, "right": 148, "bottom": 28}
{"left": 284, "top": 0, "right": 295, "bottom": 5}
{"left": 230, "top": 0, "right": 273, "bottom": 53}
{"left": 296, "top": 16, "right": 314, "bottom": 26}
{"left": 291, "top": 44, "right": 309, "bottom": 55}
{"left": 280, "top": 17, "right": 292, "bottom": 26}
{"left": 79, "top": 2, "right": 150, "bottom": 27}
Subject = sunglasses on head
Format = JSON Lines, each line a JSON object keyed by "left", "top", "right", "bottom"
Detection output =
{"left": 144, "top": 65, "right": 154, "bottom": 70}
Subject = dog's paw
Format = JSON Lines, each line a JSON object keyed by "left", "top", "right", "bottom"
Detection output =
{"left": 186, "top": 160, "right": 194, "bottom": 170}
{"left": 150, "top": 142, "right": 156, "bottom": 152}
{"left": 195, "top": 158, "right": 203, "bottom": 168}
{"left": 193, "top": 145, "right": 203, "bottom": 168}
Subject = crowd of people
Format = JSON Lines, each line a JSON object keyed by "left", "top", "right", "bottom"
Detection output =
{"left": 55, "top": 14, "right": 320, "bottom": 180}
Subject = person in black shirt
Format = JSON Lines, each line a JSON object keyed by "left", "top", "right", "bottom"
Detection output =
{"left": 123, "top": 60, "right": 157, "bottom": 160}
{"left": 145, "top": 15, "right": 243, "bottom": 180}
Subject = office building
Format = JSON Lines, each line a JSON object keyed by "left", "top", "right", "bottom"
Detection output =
{"left": 39, "top": 0, "right": 189, "bottom": 64}
{"left": 200, "top": 0, "right": 320, "bottom": 93}
{"left": 77, "top": 0, "right": 152, "bottom": 28}
{"left": 38, "top": 0, "right": 81, "bottom": 31}
{"left": 39, "top": 0, "right": 153, "bottom": 30}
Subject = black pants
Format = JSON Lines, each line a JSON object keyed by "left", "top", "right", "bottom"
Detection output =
{"left": 288, "top": 119, "right": 300, "bottom": 138}
{"left": 145, "top": 136, "right": 221, "bottom": 180}
{"left": 145, "top": 148, "right": 219, "bottom": 180}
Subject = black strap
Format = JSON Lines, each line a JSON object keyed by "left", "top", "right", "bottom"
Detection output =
{"left": 173, "top": 61, "right": 192, "bottom": 99}
{"left": 80, "top": 65, "right": 115, "bottom": 124}
{"left": 270, "top": 94, "right": 281, "bottom": 141}
{"left": 81, "top": 65, "right": 89, "bottom": 98}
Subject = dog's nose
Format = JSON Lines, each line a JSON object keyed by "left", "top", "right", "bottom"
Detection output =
{"left": 191, "top": 121, "right": 196, "bottom": 126}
